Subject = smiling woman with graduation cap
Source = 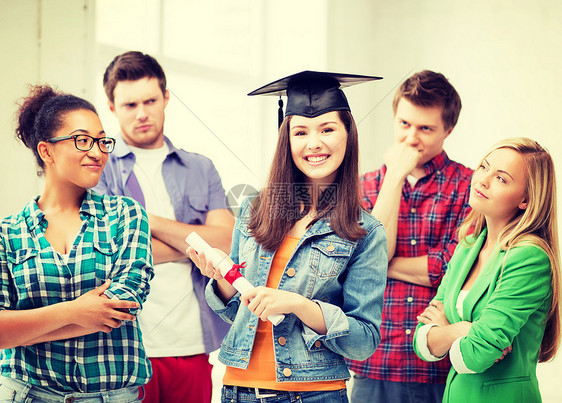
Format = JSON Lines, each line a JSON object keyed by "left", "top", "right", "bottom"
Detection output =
{"left": 187, "top": 71, "right": 387, "bottom": 403}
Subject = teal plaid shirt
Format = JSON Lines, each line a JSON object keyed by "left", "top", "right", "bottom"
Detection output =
{"left": 0, "top": 190, "right": 153, "bottom": 393}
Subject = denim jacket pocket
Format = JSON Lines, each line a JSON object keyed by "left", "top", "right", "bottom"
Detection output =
{"left": 309, "top": 239, "right": 353, "bottom": 278}
{"left": 239, "top": 236, "right": 259, "bottom": 262}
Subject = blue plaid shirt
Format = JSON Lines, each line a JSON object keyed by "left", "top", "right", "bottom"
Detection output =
{"left": 0, "top": 190, "right": 154, "bottom": 393}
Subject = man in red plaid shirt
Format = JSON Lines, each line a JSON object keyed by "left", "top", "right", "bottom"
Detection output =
{"left": 347, "top": 70, "right": 473, "bottom": 403}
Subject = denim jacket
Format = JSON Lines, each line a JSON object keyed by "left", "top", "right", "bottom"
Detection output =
{"left": 205, "top": 202, "right": 387, "bottom": 383}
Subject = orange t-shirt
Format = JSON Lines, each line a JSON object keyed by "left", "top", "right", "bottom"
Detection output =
{"left": 223, "top": 236, "right": 346, "bottom": 391}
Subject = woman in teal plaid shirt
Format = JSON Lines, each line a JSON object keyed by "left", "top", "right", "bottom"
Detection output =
{"left": 0, "top": 86, "right": 154, "bottom": 402}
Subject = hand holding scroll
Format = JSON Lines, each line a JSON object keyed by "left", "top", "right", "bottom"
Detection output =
{"left": 186, "top": 232, "right": 285, "bottom": 326}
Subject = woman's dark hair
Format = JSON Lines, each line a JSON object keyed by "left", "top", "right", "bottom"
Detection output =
{"left": 15, "top": 85, "right": 98, "bottom": 172}
{"left": 249, "top": 110, "right": 366, "bottom": 251}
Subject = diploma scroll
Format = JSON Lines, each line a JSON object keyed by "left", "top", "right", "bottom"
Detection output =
{"left": 185, "top": 232, "right": 285, "bottom": 326}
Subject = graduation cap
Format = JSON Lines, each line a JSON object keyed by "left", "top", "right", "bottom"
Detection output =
{"left": 248, "top": 70, "right": 382, "bottom": 127}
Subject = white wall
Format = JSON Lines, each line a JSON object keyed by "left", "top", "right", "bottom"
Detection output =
{"left": 1, "top": 0, "right": 561, "bottom": 401}
{"left": 0, "top": 0, "right": 42, "bottom": 216}
{"left": 0, "top": 0, "right": 95, "bottom": 217}
{"left": 351, "top": 0, "right": 562, "bottom": 179}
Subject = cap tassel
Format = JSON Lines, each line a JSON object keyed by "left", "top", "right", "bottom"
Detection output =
{"left": 278, "top": 97, "right": 284, "bottom": 128}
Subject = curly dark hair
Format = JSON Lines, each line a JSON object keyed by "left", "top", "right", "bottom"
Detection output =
{"left": 15, "top": 85, "right": 97, "bottom": 171}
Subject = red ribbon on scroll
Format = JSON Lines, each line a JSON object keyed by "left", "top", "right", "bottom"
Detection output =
{"left": 223, "top": 262, "right": 246, "bottom": 285}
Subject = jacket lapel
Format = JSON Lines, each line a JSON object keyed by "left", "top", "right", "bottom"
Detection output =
{"left": 462, "top": 229, "right": 505, "bottom": 320}
{"left": 446, "top": 229, "right": 488, "bottom": 322}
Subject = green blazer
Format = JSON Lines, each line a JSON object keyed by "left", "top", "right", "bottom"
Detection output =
{"left": 414, "top": 229, "right": 552, "bottom": 403}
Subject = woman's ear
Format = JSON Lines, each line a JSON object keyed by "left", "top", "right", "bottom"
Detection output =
{"left": 37, "top": 141, "right": 54, "bottom": 165}
{"left": 519, "top": 198, "right": 528, "bottom": 210}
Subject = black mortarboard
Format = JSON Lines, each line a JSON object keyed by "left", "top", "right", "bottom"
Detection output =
{"left": 248, "top": 70, "right": 382, "bottom": 127}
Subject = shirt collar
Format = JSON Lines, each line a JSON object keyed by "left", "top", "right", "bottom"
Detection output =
{"left": 24, "top": 189, "right": 105, "bottom": 231}
{"left": 113, "top": 136, "right": 135, "bottom": 158}
{"left": 80, "top": 189, "right": 107, "bottom": 219}
{"left": 163, "top": 136, "right": 191, "bottom": 167}
{"left": 422, "top": 150, "right": 450, "bottom": 175}
{"left": 24, "top": 197, "right": 46, "bottom": 231}
{"left": 113, "top": 135, "right": 186, "bottom": 165}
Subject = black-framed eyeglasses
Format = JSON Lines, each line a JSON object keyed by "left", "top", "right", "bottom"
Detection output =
{"left": 47, "top": 134, "right": 116, "bottom": 154}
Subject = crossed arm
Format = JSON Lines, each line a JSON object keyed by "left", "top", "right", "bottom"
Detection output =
{"left": 417, "top": 299, "right": 472, "bottom": 357}
{"left": 0, "top": 280, "right": 139, "bottom": 349}
{"left": 370, "top": 142, "right": 470, "bottom": 288}
{"left": 370, "top": 142, "right": 432, "bottom": 286}
{"left": 149, "top": 209, "right": 234, "bottom": 264}
{"left": 417, "top": 299, "right": 512, "bottom": 363}
{"left": 0, "top": 200, "right": 153, "bottom": 349}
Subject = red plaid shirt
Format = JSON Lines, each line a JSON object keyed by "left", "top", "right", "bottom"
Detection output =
{"left": 347, "top": 151, "right": 473, "bottom": 383}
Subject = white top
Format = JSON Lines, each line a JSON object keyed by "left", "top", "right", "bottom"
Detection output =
{"left": 59, "top": 252, "right": 70, "bottom": 265}
{"left": 130, "top": 144, "right": 205, "bottom": 357}
{"left": 455, "top": 290, "right": 469, "bottom": 318}
{"left": 406, "top": 174, "right": 418, "bottom": 188}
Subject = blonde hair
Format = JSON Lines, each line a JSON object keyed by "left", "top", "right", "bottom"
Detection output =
{"left": 458, "top": 137, "right": 560, "bottom": 362}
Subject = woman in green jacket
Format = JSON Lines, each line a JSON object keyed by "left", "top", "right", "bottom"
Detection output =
{"left": 413, "top": 137, "right": 560, "bottom": 402}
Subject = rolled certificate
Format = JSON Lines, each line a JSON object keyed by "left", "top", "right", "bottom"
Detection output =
{"left": 185, "top": 232, "right": 285, "bottom": 326}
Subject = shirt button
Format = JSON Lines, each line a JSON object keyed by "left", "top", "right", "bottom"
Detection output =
{"left": 326, "top": 243, "right": 335, "bottom": 252}
{"left": 286, "top": 268, "right": 296, "bottom": 277}
{"left": 278, "top": 337, "right": 286, "bottom": 346}
{"left": 283, "top": 368, "right": 292, "bottom": 377}
{"left": 410, "top": 239, "right": 417, "bottom": 246}
{"left": 66, "top": 398, "right": 75, "bottom": 403}
{"left": 405, "top": 329, "right": 412, "bottom": 335}
{"left": 436, "top": 170, "right": 441, "bottom": 175}
{"left": 314, "top": 340, "right": 322, "bottom": 348}
{"left": 410, "top": 207, "right": 416, "bottom": 213}
{"left": 407, "top": 297, "right": 413, "bottom": 303}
